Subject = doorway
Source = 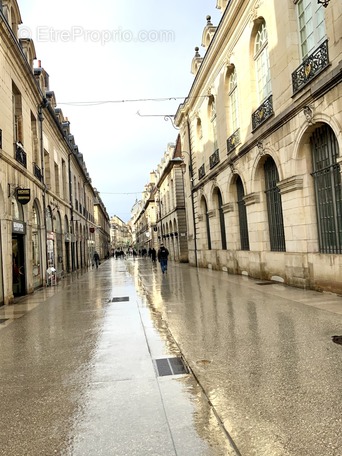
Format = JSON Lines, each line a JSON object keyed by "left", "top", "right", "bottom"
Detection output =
{"left": 12, "top": 235, "right": 26, "bottom": 296}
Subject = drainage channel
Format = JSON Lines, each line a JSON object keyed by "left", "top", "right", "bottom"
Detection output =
{"left": 137, "top": 298, "right": 242, "bottom": 456}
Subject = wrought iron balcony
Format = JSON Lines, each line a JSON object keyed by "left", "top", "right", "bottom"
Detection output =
{"left": 227, "top": 129, "right": 241, "bottom": 154}
{"left": 292, "top": 40, "right": 329, "bottom": 94}
{"left": 209, "top": 149, "right": 220, "bottom": 169}
{"left": 198, "top": 163, "right": 205, "bottom": 180}
{"left": 15, "top": 142, "right": 27, "bottom": 168}
{"left": 252, "top": 95, "right": 273, "bottom": 131}
{"left": 33, "top": 163, "right": 43, "bottom": 182}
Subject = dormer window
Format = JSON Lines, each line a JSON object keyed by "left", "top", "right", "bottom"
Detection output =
{"left": 19, "top": 38, "right": 36, "bottom": 70}
{"left": 2, "top": 0, "right": 22, "bottom": 39}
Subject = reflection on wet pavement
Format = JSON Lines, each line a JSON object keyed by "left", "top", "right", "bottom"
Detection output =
{"left": 0, "top": 261, "right": 236, "bottom": 456}
{"left": 130, "top": 258, "right": 342, "bottom": 456}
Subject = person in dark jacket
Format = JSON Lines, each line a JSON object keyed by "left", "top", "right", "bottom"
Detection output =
{"left": 93, "top": 251, "right": 100, "bottom": 268}
{"left": 157, "top": 244, "right": 169, "bottom": 274}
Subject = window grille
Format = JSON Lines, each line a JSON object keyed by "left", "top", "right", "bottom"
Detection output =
{"left": 236, "top": 177, "right": 250, "bottom": 250}
{"left": 264, "top": 158, "right": 286, "bottom": 252}
{"left": 203, "top": 198, "right": 211, "bottom": 250}
{"left": 311, "top": 125, "right": 342, "bottom": 254}
{"left": 217, "top": 191, "right": 227, "bottom": 249}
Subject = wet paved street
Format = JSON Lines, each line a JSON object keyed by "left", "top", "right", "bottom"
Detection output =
{"left": 1, "top": 257, "right": 342, "bottom": 455}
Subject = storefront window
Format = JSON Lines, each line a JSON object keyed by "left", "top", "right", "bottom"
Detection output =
{"left": 32, "top": 203, "right": 42, "bottom": 288}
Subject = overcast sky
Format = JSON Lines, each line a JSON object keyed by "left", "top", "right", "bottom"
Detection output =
{"left": 19, "top": 0, "right": 221, "bottom": 222}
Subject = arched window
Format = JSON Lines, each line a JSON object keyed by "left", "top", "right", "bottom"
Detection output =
{"left": 216, "top": 189, "right": 227, "bottom": 249}
{"left": 11, "top": 195, "right": 23, "bottom": 220}
{"left": 202, "top": 197, "right": 211, "bottom": 250}
{"left": 229, "top": 68, "right": 239, "bottom": 134}
{"left": 296, "top": 0, "right": 326, "bottom": 60}
{"left": 311, "top": 125, "right": 341, "bottom": 253}
{"left": 209, "top": 96, "right": 218, "bottom": 152}
{"left": 46, "top": 206, "right": 53, "bottom": 232}
{"left": 196, "top": 117, "right": 203, "bottom": 140}
{"left": 254, "top": 21, "right": 271, "bottom": 103}
{"left": 264, "top": 157, "right": 285, "bottom": 252}
{"left": 236, "top": 177, "right": 250, "bottom": 250}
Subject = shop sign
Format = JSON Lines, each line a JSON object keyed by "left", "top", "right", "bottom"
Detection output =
{"left": 17, "top": 188, "right": 31, "bottom": 205}
{"left": 12, "top": 221, "right": 26, "bottom": 234}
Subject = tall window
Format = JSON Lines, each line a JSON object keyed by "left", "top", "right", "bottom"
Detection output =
{"left": 254, "top": 21, "right": 271, "bottom": 103}
{"left": 54, "top": 163, "right": 60, "bottom": 196}
{"left": 236, "top": 177, "right": 250, "bottom": 251}
{"left": 31, "top": 112, "right": 39, "bottom": 163}
{"left": 209, "top": 96, "right": 218, "bottom": 152}
{"left": 202, "top": 198, "right": 211, "bottom": 250}
{"left": 229, "top": 68, "right": 239, "bottom": 133}
{"left": 311, "top": 125, "right": 342, "bottom": 254}
{"left": 297, "top": 0, "right": 326, "bottom": 59}
{"left": 264, "top": 157, "right": 286, "bottom": 252}
{"left": 12, "top": 82, "right": 23, "bottom": 144}
{"left": 62, "top": 159, "right": 67, "bottom": 200}
{"left": 216, "top": 190, "right": 227, "bottom": 250}
{"left": 44, "top": 150, "right": 51, "bottom": 188}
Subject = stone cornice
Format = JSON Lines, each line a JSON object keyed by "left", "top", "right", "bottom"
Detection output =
{"left": 244, "top": 192, "right": 260, "bottom": 206}
{"left": 222, "top": 202, "right": 234, "bottom": 213}
{"left": 277, "top": 176, "right": 303, "bottom": 194}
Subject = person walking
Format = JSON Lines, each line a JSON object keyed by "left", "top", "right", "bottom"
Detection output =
{"left": 157, "top": 244, "right": 169, "bottom": 274}
{"left": 93, "top": 251, "right": 100, "bottom": 269}
{"left": 151, "top": 248, "right": 157, "bottom": 263}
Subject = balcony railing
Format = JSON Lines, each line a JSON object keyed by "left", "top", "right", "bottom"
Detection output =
{"left": 252, "top": 95, "right": 273, "bottom": 131}
{"left": 292, "top": 40, "right": 329, "bottom": 94}
{"left": 15, "top": 142, "right": 27, "bottom": 168}
{"left": 33, "top": 163, "right": 43, "bottom": 182}
{"left": 209, "top": 149, "right": 220, "bottom": 169}
{"left": 227, "top": 128, "right": 241, "bottom": 154}
{"left": 198, "top": 163, "right": 205, "bottom": 180}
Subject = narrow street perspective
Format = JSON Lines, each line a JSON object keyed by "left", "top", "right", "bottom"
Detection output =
{"left": 1, "top": 257, "right": 341, "bottom": 456}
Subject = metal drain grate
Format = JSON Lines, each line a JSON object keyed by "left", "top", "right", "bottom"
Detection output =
{"left": 110, "top": 296, "right": 129, "bottom": 302}
{"left": 0, "top": 319, "right": 9, "bottom": 324}
{"left": 154, "top": 357, "right": 189, "bottom": 377}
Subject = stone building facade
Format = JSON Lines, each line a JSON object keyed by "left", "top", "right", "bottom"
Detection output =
{"left": 175, "top": 0, "right": 342, "bottom": 292}
{"left": 155, "top": 140, "right": 189, "bottom": 263}
{"left": 132, "top": 141, "right": 188, "bottom": 262}
{"left": 0, "top": 0, "right": 107, "bottom": 304}
{"left": 110, "top": 215, "right": 132, "bottom": 253}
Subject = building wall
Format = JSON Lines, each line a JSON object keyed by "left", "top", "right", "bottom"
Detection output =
{"left": 0, "top": 0, "right": 108, "bottom": 304}
{"left": 176, "top": 0, "right": 342, "bottom": 293}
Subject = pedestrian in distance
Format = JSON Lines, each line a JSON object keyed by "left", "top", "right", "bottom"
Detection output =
{"left": 157, "top": 243, "right": 169, "bottom": 274}
{"left": 93, "top": 251, "right": 100, "bottom": 269}
{"left": 151, "top": 248, "right": 157, "bottom": 263}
